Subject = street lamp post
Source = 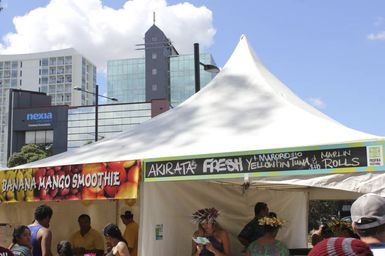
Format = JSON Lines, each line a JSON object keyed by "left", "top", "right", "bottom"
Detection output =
{"left": 74, "top": 85, "right": 118, "bottom": 142}
{"left": 194, "top": 43, "right": 201, "bottom": 93}
{"left": 95, "top": 85, "right": 99, "bottom": 143}
{"left": 194, "top": 43, "right": 220, "bottom": 93}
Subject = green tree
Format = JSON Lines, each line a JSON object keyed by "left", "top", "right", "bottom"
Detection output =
{"left": 7, "top": 144, "right": 51, "bottom": 167}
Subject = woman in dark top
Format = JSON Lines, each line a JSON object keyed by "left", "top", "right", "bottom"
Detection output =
{"left": 191, "top": 208, "right": 231, "bottom": 256}
{"left": 9, "top": 225, "right": 32, "bottom": 256}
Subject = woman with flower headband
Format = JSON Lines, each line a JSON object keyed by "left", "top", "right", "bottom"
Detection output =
{"left": 245, "top": 216, "right": 289, "bottom": 256}
{"left": 191, "top": 208, "right": 231, "bottom": 256}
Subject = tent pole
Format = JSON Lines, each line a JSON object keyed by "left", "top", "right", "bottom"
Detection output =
{"left": 115, "top": 199, "right": 119, "bottom": 225}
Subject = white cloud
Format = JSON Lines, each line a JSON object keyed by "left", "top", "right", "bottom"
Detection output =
{"left": 367, "top": 17, "right": 385, "bottom": 41}
{"left": 0, "top": 0, "right": 216, "bottom": 69}
{"left": 367, "top": 31, "right": 385, "bottom": 41}
{"left": 308, "top": 97, "right": 326, "bottom": 109}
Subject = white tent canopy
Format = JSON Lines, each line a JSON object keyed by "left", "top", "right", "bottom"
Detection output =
{"left": 17, "top": 34, "right": 385, "bottom": 196}
{"left": 19, "top": 36, "right": 380, "bottom": 169}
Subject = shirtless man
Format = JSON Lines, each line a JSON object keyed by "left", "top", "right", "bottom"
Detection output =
{"left": 28, "top": 205, "right": 53, "bottom": 256}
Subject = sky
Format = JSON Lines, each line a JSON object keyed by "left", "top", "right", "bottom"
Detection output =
{"left": 0, "top": 0, "right": 384, "bottom": 136}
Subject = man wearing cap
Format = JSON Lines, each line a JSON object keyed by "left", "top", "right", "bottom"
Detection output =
{"left": 351, "top": 193, "right": 385, "bottom": 255}
{"left": 120, "top": 211, "right": 139, "bottom": 256}
{"left": 70, "top": 214, "right": 104, "bottom": 256}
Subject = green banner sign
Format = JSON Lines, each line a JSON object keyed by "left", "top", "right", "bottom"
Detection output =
{"left": 144, "top": 140, "right": 385, "bottom": 182}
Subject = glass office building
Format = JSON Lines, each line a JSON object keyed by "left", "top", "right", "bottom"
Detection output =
{"left": 107, "top": 58, "right": 145, "bottom": 103}
{"left": 67, "top": 103, "right": 151, "bottom": 149}
{"left": 169, "top": 53, "right": 215, "bottom": 107}
{"left": 107, "top": 24, "right": 217, "bottom": 108}
{"left": 107, "top": 53, "right": 216, "bottom": 107}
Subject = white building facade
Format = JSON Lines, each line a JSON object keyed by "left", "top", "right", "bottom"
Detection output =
{"left": 0, "top": 48, "right": 96, "bottom": 166}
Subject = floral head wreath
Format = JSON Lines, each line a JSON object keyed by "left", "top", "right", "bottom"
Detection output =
{"left": 192, "top": 208, "right": 220, "bottom": 224}
{"left": 327, "top": 218, "right": 352, "bottom": 233}
{"left": 258, "top": 216, "right": 285, "bottom": 228}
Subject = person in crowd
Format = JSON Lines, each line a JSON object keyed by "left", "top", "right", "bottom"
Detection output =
{"left": 56, "top": 241, "right": 72, "bottom": 256}
{"left": 191, "top": 207, "right": 231, "bottom": 256}
{"left": 120, "top": 211, "right": 138, "bottom": 256}
{"left": 70, "top": 214, "right": 104, "bottom": 256}
{"left": 28, "top": 204, "right": 53, "bottom": 256}
{"left": 245, "top": 216, "right": 289, "bottom": 256}
{"left": 0, "top": 246, "right": 14, "bottom": 256}
{"left": 351, "top": 193, "right": 385, "bottom": 255}
{"left": 311, "top": 222, "right": 335, "bottom": 246}
{"left": 308, "top": 237, "right": 373, "bottom": 256}
{"left": 103, "top": 223, "right": 130, "bottom": 256}
{"left": 311, "top": 223, "right": 325, "bottom": 246}
{"left": 322, "top": 224, "right": 335, "bottom": 239}
{"left": 9, "top": 225, "right": 32, "bottom": 256}
{"left": 238, "top": 202, "right": 269, "bottom": 247}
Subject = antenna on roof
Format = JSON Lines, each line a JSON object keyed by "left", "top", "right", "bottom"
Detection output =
{"left": 153, "top": 11, "right": 156, "bottom": 25}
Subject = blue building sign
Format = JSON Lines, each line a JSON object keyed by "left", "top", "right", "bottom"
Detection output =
{"left": 26, "top": 112, "right": 53, "bottom": 121}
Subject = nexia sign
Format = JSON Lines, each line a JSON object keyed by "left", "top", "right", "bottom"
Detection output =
{"left": 26, "top": 112, "right": 53, "bottom": 121}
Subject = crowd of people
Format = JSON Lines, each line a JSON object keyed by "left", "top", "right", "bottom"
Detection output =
{"left": 191, "top": 193, "right": 385, "bottom": 256}
{"left": 307, "top": 193, "right": 385, "bottom": 256}
{"left": 0, "top": 206, "right": 138, "bottom": 256}
{"left": 2, "top": 193, "right": 385, "bottom": 256}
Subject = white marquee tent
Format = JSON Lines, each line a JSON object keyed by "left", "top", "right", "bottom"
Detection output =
{"left": 4, "top": 35, "right": 385, "bottom": 255}
{"left": 18, "top": 36, "right": 381, "bottom": 168}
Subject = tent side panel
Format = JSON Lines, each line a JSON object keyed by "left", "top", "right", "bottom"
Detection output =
{"left": 140, "top": 181, "right": 308, "bottom": 255}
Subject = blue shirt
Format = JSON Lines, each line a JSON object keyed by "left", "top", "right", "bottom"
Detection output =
{"left": 28, "top": 224, "right": 43, "bottom": 256}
